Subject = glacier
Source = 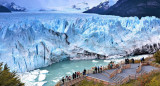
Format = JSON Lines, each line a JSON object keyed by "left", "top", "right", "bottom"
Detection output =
{"left": 0, "top": 12, "right": 160, "bottom": 72}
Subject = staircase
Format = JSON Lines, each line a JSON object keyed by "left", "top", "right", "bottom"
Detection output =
{"left": 101, "top": 72, "right": 110, "bottom": 78}
{"left": 111, "top": 75, "right": 125, "bottom": 83}
{"left": 139, "top": 70, "right": 147, "bottom": 75}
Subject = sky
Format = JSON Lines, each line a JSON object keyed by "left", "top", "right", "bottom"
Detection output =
{"left": 0, "top": 0, "right": 118, "bottom": 11}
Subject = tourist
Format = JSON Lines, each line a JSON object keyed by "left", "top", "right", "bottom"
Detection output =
{"left": 108, "top": 64, "right": 111, "bottom": 69}
{"left": 116, "top": 64, "right": 119, "bottom": 68}
{"left": 66, "top": 76, "right": 68, "bottom": 81}
{"left": 84, "top": 69, "right": 86, "bottom": 75}
{"left": 131, "top": 58, "right": 134, "bottom": 64}
{"left": 100, "top": 66, "right": 103, "bottom": 73}
{"left": 72, "top": 73, "right": 75, "bottom": 79}
{"left": 77, "top": 71, "right": 80, "bottom": 78}
{"left": 75, "top": 72, "right": 77, "bottom": 78}
{"left": 77, "top": 72, "right": 79, "bottom": 78}
{"left": 62, "top": 77, "right": 65, "bottom": 84}
{"left": 69, "top": 76, "right": 71, "bottom": 80}
{"left": 76, "top": 72, "right": 78, "bottom": 78}
{"left": 125, "top": 59, "right": 127, "bottom": 64}
{"left": 127, "top": 58, "right": 130, "bottom": 64}
{"left": 83, "top": 71, "right": 85, "bottom": 75}
{"left": 142, "top": 57, "right": 145, "bottom": 62}
{"left": 141, "top": 58, "right": 143, "bottom": 62}
{"left": 98, "top": 66, "right": 100, "bottom": 73}
{"left": 110, "top": 63, "right": 113, "bottom": 69}
{"left": 95, "top": 67, "right": 97, "bottom": 73}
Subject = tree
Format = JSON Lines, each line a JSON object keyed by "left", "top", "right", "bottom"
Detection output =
{"left": 153, "top": 50, "right": 160, "bottom": 63}
{"left": 0, "top": 63, "right": 24, "bottom": 86}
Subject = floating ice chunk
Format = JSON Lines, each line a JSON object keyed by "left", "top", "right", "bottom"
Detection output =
{"left": 40, "top": 70, "right": 49, "bottom": 74}
{"left": 92, "top": 60, "right": 99, "bottom": 63}
{"left": 20, "top": 73, "right": 38, "bottom": 82}
{"left": 52, "top": 79, "right": 59, "bottom": 83}
{"left": 34, "top": 81, "right": 47, "bottom": 86}
{"left": 38, "top": 74, "right": 46, "bottom": 81}
{"left": 104, "top": 60, "right": 110, "bottom": 63}
{"left": 31, "top": 69, "right": 40, "bottom": 75}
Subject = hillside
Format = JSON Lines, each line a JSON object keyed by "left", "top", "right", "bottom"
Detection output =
{"left": 84, "top": 0, "right": 160, "bottom": 18}
{"left": 0, "top": 5, "right": 11, "bottom": 12}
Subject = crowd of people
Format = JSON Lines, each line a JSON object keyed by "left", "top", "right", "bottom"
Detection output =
{"left": 125, "top": 57, "right": 146, "bottom": 64}
{"left": 92, "top": 66, "right": 103, "bottom": 74}
{"left": 125, "top": 58, "right": 130, "bottom": 64}
{"left": 61, "top": 69, "right": 87, "bottom": 84}
{"left": 125, "top": 58, "right": 135, "bottom": 64}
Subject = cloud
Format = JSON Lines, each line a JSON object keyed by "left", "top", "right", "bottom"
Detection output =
{"left": 0, "top": 0, "right": 118, "bottom": 11}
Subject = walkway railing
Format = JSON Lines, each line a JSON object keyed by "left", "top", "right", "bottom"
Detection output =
{"left": 109, "top": 64, "right": 131, "bottom": 78}
{"left": 55, "top": 61, "right": 160, "bottom": 86}
{"left": 136, "top": 62, "right": 142, "bottom": 73}
{"left": 110, "top": 69, "right": 118, "bottom": 78}
{"left": 55, "top": 74, "right": 85, "bottom": 86}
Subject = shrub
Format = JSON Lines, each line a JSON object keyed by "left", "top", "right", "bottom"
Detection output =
{"left": 121, "top": 72, "right": 160, "bottom": 86}
{"left": 153, "top": 51, "right": 160, "bottom": 63}
{"left": 0, "top": 63, "right": 24, "bottom": 86}
{"left": 77, "top": 79, "right": 104, "bottom": 86}
{"left": 146, "top": 73, "right": 160, "bottom": 86}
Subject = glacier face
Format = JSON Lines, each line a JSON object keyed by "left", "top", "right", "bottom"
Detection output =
{"left": 0, "top": 12, "right": 160, "bottom": 72}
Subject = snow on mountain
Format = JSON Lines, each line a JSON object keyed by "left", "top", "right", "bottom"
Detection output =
{"left": 72, "top": 2, "right": 89, "bottom": 12}
{"left": 0, "top": 13, "right": 160, "bottom": 72}
{"left": 2, "top": 2, "right": 26, "bottom": 11}
{"left": 84, "top": 0, "right": 110, "bottom": 14}
{"left": 85, "top": 0, "right": 160, "bottom": 19}
{"left": 0, "top": 0, "right": 109, "bottom": 12}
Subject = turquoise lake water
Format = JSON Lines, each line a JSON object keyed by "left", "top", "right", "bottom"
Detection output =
{"left": 40, "top": 59, "right": 110, "bottom": 86}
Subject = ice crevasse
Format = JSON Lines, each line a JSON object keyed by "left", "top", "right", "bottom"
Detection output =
{"left": 0, "top": 13, "right": 160, "bottom": 72}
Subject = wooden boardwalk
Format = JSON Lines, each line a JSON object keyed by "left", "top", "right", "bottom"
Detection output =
{"left": 55, "top": 62, "right": 160, "bottom": 86}
{"left": 87, "top": 63, "right": 159, "bottom": 85}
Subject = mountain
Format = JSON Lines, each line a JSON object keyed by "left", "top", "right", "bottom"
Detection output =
{"left": 0, "top": 5, "right": 11, "bottom": 12}
{"left": 72, "top": 2, "right": 90, "bottom": 12}
{"left": 84, "top": 0, "right": 160, "bottom": 18}
{"left": 2, "top": 2, "right": 26, "bottom": 11}
{"left": 0, "top": 0, "right": 106, "bottom": 12}
{"left": 84, "top": 0, "right": 109, "bottom": 14}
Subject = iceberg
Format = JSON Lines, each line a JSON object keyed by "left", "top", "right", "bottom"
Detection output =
{"left": 0, "top": 13, "right": 160, "bottom": 72}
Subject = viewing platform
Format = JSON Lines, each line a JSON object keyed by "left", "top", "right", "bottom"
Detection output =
{"left": 55, "top": 58, "right": 160, "bottom": 86}
{"left": 86, "top": 63, "right": 158, "bottom": 85}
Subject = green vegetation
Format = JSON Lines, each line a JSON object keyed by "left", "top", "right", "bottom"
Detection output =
{"left": 77, "top": 79, "right": 104, "bottom": 86}
{"left": 153, "top": 50, "right": 160, "bottom": 63}
{"left": 121, "top": 72, "right": 160, "bottom": 86}
{"left": 0, "top": 63, "right": 24, "bottom": 86}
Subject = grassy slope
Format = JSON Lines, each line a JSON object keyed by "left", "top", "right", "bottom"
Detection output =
{"left": 121, "top": 72, "right": 160, "bottom": 86}
{"left": 77, "top": 79, "right": 105, "bottom": 86}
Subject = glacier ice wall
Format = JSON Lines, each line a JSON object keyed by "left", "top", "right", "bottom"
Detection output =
{"left": 0, "top": 13, "right": 160, "bottom": 72}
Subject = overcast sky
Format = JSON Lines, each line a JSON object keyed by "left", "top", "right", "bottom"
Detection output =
{"left": 0, "top": 0, "right": 118, "bottom": 11}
